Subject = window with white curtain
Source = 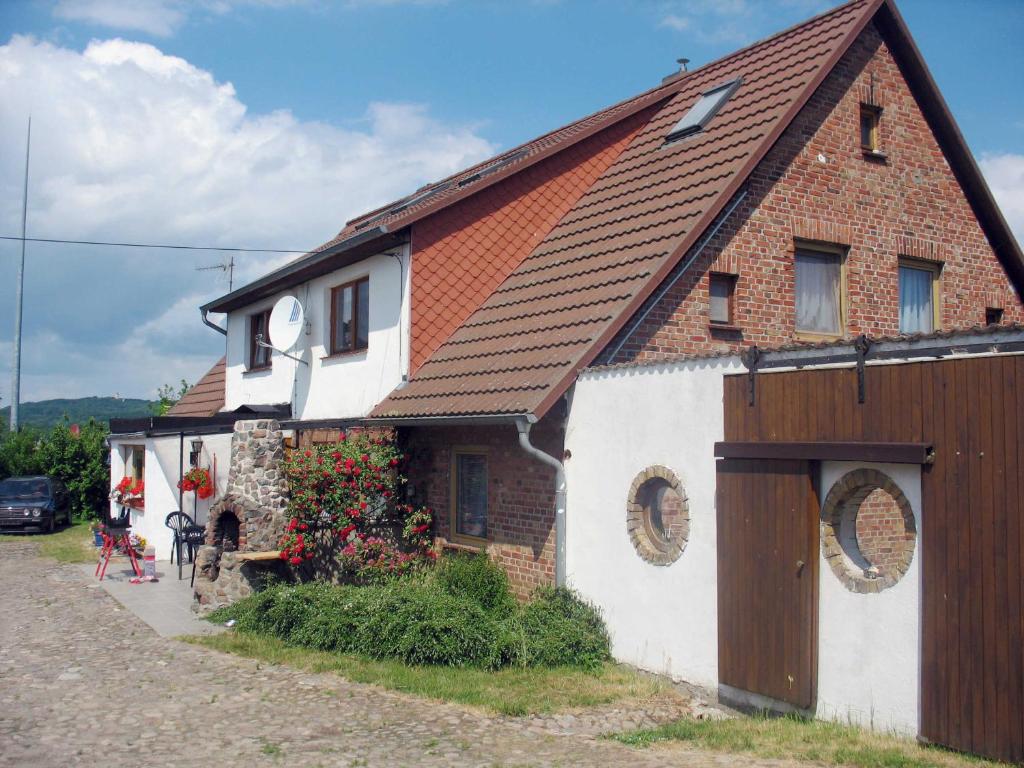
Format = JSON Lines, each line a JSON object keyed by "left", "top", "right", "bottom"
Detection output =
{"left": 795, "top": 247, "right": 844, "bottom": 335}
{"left": 899, "top": 260, "right": 938, "bottom": 334}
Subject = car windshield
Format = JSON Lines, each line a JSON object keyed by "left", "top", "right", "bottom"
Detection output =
{"left": 0, "top": 479, "right": 51, "bottom": 501}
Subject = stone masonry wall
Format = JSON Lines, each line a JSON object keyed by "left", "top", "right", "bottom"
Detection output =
{"left": 606, "top": 21, "right": 1022, "bottom": 365}
{"left": 404, "top": 418, "right": 563, "bottom": 599}
{"left": 194, "top": 419, "right": 290, "bottom": 612}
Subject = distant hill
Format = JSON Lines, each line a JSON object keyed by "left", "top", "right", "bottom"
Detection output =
{"left": 0, "top": 397, "right": 158, "bottom": 430}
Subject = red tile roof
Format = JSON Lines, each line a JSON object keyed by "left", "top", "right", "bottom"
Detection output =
{"left": 166, "top": 358, "right": 225, "bottom": 417}
{"left": 372, "top": 0, "right": 880, "bottom": 419}
{"left": 409, "top": 106, "right": 659, "bottom": 373}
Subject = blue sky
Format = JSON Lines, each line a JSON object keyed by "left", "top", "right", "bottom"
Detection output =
{"left": 0, "top": 0, "right": 1022, "bottom": 404}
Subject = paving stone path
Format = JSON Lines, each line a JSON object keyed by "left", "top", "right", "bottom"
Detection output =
{"left": 0, "top": 540, "right": 799, "bottom": 767}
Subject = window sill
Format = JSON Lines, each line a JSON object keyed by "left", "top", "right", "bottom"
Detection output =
{"left": 794, "top": 330, "right": 845, "bottom": 343}
{"left": 321, "top": 348, "right": 368, "bottom": 363}
{"left": 861, "top": 148, "right": 887, "bottom": 161}
{"left": 242, "top": 366, "right": 272, "bottom": 377}
{"left": 709, "top": 322, "right": 743, "bottom": 333}
{"left": 439, "top": 537, "right": 486, "bottom": 553}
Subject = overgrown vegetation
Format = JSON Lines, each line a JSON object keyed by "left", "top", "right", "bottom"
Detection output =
{"left": 208, "top": 552, "right": 611, "bottom": 672}
{"left": 612, "top": 712, "right": 1006, "bottom": 768}
{"left": 0, "top": 522, "right": 96, "bottom": 563}
{"left": 0, "top": 421, "right": 109, "bottom": 520}
{"left": 186, "top": 632, "right": 663, "bottom": 716}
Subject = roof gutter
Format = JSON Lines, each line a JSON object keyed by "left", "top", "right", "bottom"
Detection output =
{"left": 200, "top": 226, "right": 390, "bottom": 314}
{"left": 515, "top": 418, "right": 567, "bottom": 588}
{"left": 201, "top": 307, "right": 227, "bottom": 336}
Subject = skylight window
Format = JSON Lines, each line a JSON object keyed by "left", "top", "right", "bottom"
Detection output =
{"left": 666, "top": 78, "right": 742, "bottom": 143}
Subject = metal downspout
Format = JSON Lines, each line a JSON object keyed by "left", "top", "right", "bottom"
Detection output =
{"left": 201, "top": 308, "right": 228, "bottom": 336}
{"left": 515, "top": 419, "right": 567, "bottom": 587}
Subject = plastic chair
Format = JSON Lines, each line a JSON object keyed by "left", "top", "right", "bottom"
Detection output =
{"left": 165, "top": 511, "right": 197, "bottom": 580}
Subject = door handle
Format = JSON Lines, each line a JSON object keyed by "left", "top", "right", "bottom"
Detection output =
{"left": 796, "top": 559, "right": 805, "bottom": 575}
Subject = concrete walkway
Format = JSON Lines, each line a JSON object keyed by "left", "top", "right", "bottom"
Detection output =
{"left": 80, "top": 555, "right": 223, "bottom": 638}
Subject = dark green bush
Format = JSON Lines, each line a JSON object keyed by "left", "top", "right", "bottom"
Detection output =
{"left": 208, "top": 572, "right": 612, "bottom": 671}
{"left": 291, "top": 584, "right": 375, "bottom": 652}
{"left": 435, "top": 552, "right": 517, "bottom": 616}
{"left": 517, "top": 587, "right": 611, "bottom": 671}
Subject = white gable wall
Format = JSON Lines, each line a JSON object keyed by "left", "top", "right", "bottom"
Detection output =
{"left": 223, "top": 245, "right": 410, "bottom": 419}
{"left": 565, "top": 358, "right": 922, "bottom": 733}
{"left": 565, "top": 357, "right": 742, "bottom": 690}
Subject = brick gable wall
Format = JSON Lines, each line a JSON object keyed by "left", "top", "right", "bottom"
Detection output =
{"left": 606, "top": 22, "right": 1022, "bottom": 365}
{"left": 403, "top": 418, "right": 562, "bottom": 598}
{"left": 409, "top": 106, "right": 658, "bottom": 373}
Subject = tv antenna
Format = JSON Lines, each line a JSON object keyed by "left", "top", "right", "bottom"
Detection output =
{"left": 196, "top": 255, "right": 235, "bottom": 290}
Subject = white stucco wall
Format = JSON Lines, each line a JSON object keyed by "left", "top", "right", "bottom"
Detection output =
{"left": 223, "top": 245, "right": 410, "bottom": 419}
{"left": 566, "top": 360, "right": 922, "bottom": 734}
{"left": 565, "top": 356, "right": 743, "bottom": 689}
{"left": 816, "top": 460, "right": 921, "bottom": 735}
{"left": 109, "top": 432, "right": 232, "bottom": 561}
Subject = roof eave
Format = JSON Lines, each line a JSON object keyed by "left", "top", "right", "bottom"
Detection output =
{"left": 200, "top": 226, "right": 402, "bottom": 314}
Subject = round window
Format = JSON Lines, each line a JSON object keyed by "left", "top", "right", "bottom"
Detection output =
{"left": 821, "top": 468, "right": 916, "bottom": 593}
{"left": 627, "top": 466, "right": 689, "bottom": 565}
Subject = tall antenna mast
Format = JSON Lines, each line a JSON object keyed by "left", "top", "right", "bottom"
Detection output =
{"left": 10, "top": 117, "right": 30, "bottom": 432}
{"left": 196, "top": 254, "right": 235, "bottom": 291}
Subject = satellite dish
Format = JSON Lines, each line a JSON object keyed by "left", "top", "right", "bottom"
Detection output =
{"left": 268, "top": 295, "right": 304, "bottom": 351}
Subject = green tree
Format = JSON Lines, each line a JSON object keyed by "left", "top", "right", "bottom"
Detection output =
{"left": 37, "top": 420, "right": 110, "bottom": 520}
{"left": 151, "top": 380, "right": 192, "bottom": 416}
{"left": 0, "top": 427, "right": 46, "bottom": 478}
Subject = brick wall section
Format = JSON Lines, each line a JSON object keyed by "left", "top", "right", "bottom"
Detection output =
{"left": 607, "top": 22, "right": 1022, "bottom": 364}
{"left": 410, "top": 106, "right": 658, "bottom": 373}
{"left": 851, "top": 486, "right": 911, "bottom": 580}
{"left": 403, "top": 418, "right": 563, "bottom": 598}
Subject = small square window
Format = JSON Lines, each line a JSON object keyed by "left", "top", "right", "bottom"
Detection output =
{"left": 985, "top": 307, "right": 1004, "bottom": 326}
{"left": 709, "top": 273, "right": 736, "bottom": 325}
{"left": 451, "top": 449, "right": 488, "bottom": 542}
{"left": 860, "top": 104, "right": 882, "bottom": 152}
{"left": 248, "top": 309, "right": 272, "bottom": 370}
{"left": 667, "top": 79, "right": 742, "bottom": 142}
{"left": 898, "top": 258, "right": 940, "bottom": 334}
{"left": 795, "top": 246, "right": 845, "bottom": 336}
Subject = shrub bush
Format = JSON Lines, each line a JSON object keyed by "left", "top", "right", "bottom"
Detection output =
{"left": 518, "top": 587, "right": 611, "bottom": 671}
{"left": 435, "top": 552, "right": 517, "bottom": 617}
{"left": 209, "top": 570, "right": 612, "bottom": 671}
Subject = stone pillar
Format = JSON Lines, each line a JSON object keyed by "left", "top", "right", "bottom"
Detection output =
{"left": 227, "top": 419, "right": 290, "bottom": 552}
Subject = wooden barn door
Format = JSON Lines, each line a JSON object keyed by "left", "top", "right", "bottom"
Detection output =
{"left": 716, "top": 458, "right": 819, "bottom": 709}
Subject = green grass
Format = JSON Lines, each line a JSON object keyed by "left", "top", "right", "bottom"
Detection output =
{"left": 611, "top": 712, "right": 1007, "bottom": 768}
{"left": 0, "top": 522, "right": 96, "bottom": 563}
{"left": 184, "top": 631, "right": 670, "bottom": 716}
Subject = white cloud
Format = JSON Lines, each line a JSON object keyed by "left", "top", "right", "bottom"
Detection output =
{"left": 50, "top": 0, "right": 441, "bottom": 37}
{"left": 981, "top": 152, "right": 1024, "bottom": 248}
{"left": 0, "top": 35, "right": 495, "bottom": 402}
{"left": 53, "top": 0, "right": 188, "bottom": 37}
{"left": 659, "top": 14, "right": 690, "bottom": 32}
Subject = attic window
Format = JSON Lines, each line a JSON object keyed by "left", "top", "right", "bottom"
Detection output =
{"left": 860, "top": 104, "right": 882, "bottom": 153}
{"left": 667, "top": 78, "right": 742, "bottom": 143}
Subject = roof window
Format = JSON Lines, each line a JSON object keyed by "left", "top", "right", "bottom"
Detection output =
{"left": 666, "top": 78, "right": 742, "bottom": 143}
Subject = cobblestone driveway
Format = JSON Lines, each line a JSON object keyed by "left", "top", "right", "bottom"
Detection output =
{"left": 0, "top": 541, "right": 794, "bottom": 767}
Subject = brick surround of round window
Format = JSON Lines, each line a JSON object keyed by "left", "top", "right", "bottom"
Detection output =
{"left": 626, "top": 466, "right": 689, "bottom": 566}
{"left": 821, "top": 468, "right": 916, "bottom": 593}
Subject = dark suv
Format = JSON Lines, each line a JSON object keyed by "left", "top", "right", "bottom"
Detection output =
{"left": 0, "top": 476, "right": 73, "bottom": 533}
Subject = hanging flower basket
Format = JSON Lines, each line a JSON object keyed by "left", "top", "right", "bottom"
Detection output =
{"left": 179, "top": 467, "right": 215, "bottom": 500}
